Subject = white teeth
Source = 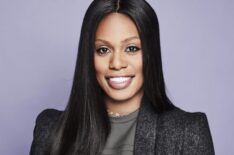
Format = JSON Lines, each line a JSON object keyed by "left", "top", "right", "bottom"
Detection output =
{"left": 109, "top": 77, "right": 131, "bottom": 83}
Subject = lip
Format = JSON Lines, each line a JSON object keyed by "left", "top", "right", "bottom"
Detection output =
{"left": 105, "top": 75, "right": 135, "bottom": 79}
{"left": 105, "top": 75, "right": 135, "bottom": 90}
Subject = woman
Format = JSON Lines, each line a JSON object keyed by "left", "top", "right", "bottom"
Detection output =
{"left": 30, "top": 0, "right": 215, "bottom": 154}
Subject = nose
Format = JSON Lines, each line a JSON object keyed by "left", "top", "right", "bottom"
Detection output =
{"left": 109, "top": 51, "right": 128, "bottom": 70}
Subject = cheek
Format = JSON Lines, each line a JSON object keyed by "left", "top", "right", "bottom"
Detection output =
{"left": 136, "top": 62, "right": 143, "bottom": 83}
{"left": 138, "top": 54, "right": 143, "bottom": 74}
{"left": 94, "top": 57, "right": 107, "bottom": 82}
{"left": 132, "top": 55, "right": 144, "bottom": 85}
{"left": 130, "top": 55, "right": 143, "bottom": 75}
{"left": 136, "top": 60, "right": 143, "bottom": 74}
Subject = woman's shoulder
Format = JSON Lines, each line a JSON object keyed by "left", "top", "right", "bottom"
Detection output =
{"left": 33, "top": 108, "right": 63, "bottom": 136}
{"left": 156, "top": 107, "right": 214, "bottom": 154}
{"left": 33, "top": 108, "right": 63, "bottom": 137}
{"left": 157, "top": 106, "right": 211, "bottom": 133}
{"left": 156, "top": 106, "right": 212, "bottom": 140}
{"left": 35, "top": 108, "right": 63, "bottom": 124}
{"left": 159, "top": 106, "right": 209, "bottom": 125}
{"left": 30, "top": 109, "right": 63, "bottom": 155}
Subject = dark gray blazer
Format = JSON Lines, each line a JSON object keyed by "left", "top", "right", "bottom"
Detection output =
{"left": 30, "top": 101, "right": 215, "bottom": 155}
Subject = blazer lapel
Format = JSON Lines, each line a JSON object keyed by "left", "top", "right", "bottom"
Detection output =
{"left": 133, "top": 98, "right": 158, "bottom": 155}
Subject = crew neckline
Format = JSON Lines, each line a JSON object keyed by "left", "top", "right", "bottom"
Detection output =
{"left": 109, "top": 108, "right": 139, "bottom": 123}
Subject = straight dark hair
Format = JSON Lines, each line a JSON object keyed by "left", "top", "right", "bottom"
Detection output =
{"left": 47, "top": 0, "right": 175, "bottom": 154}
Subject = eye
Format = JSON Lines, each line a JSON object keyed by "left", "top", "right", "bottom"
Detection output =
{"left": 96, "top": 47, "right": 111, "bottom": 55}
{"left": 126, "top": 45, "right": 141, "bottom": 53}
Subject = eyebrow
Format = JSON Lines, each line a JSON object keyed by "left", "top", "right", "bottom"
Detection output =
{"left": 95, "top": 36, "right": 140, "bottom": 45}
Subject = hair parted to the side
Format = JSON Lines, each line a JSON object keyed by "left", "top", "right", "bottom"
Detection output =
{"left": 46, "top": 0, "right": 175, "bottom": 154}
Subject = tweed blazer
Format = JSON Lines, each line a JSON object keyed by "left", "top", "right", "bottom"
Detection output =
{"left": 30, "top": 101, "right": 215, "bottom": 155}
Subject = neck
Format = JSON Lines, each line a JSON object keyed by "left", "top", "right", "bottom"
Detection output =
{"left": 105, "top": 90, "right": 144, "bottom": 115}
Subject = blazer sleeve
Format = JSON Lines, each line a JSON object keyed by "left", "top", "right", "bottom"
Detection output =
{"left": 183, "top": 112, "right": 215, "bottom": 155}
{"left": 29, "top": 109, "right": 61, "bottom": 155}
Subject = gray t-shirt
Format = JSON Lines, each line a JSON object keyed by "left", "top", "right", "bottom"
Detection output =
{"left": 101, "top": 109, "right": 139, "bottom": 155}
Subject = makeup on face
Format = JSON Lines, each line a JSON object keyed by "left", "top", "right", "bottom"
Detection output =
{"left": 94, "top": 12, "right": 144, "bottom": 103}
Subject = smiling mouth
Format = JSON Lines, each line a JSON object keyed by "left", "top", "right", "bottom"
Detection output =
{"left": 105, "top": 76, "right": 135, "bottom": 90}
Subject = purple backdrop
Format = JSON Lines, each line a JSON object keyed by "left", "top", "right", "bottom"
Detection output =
{"left": 0, "top": 0, "right": 233, "bottom": 154}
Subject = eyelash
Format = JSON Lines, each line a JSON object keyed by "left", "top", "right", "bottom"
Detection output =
{"left": 96, "top": 45, "right": 141, "bottom": 55}
{"left": 126, "top": 46, "right": 141, "bottom": 53}
{"left": 96, "top": 47, "right": 110, "bottom": 55}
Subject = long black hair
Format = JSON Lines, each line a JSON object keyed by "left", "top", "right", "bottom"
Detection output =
{"left": 47, "top": 0, "right": 175, "bottom": 154}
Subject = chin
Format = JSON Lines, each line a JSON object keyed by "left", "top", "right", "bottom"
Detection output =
{"left": 106, "top": 92, "right": 135, "bottom": 102}
{"left": 105, "top": 86, "right": 143, "bottom": 103}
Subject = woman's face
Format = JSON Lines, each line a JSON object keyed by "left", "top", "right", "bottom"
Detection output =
{"left": 94, "top": 13, "right": 143, "bottom": 102}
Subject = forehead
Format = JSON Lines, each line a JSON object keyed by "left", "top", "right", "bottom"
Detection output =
{"left": 95, "top": 13, "right": 140, "bottom": 42}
